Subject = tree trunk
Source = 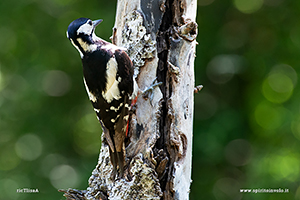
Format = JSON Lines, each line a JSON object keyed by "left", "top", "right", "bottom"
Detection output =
{"left": 61, "top": 0, "right": 197, "bottom": 199}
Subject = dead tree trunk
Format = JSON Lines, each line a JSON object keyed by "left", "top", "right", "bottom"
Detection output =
{"left": 61, "top": 0, "right": 197, "bottom": 199}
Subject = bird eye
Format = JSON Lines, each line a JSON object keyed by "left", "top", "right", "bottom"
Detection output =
{"left": 88, "top": 20, "right": 93, "bottom": 26}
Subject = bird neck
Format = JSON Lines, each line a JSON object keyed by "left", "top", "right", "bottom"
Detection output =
{"left": 72, "top": 35, "right": 105, "bottom": 58}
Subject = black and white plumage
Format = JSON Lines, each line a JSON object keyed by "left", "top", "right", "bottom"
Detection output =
{"left": 67, "top": 17, "right": 137, "bottom": 179}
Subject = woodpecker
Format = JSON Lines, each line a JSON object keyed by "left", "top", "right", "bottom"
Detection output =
{"left": 67, "top": 17, "right": 137, "bottom": 179}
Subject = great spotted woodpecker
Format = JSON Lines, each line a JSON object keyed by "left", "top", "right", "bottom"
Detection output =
{"left": 67, "top": 18, "right": 138, "bottom": 179}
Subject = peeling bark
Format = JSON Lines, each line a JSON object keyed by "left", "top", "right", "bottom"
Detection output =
{"left": 61, "top": 0, "right": 197, "bottom": 199}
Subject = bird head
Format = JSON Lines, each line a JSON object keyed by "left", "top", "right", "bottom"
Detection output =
{"left": 67, "top": 18, "right": 103, "bottom": 57}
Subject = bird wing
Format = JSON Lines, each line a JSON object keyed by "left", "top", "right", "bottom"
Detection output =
{"left": 102, "top": 57, "right": 122, "bottom": 103}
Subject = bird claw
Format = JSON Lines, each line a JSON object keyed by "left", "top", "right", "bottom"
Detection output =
{"left": 142, "top": 78, "right": 162, "bottom": 106}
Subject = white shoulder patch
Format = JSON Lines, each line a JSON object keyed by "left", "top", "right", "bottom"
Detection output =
{"left": 102, "top": 58, "right": 121, "bottom": 103}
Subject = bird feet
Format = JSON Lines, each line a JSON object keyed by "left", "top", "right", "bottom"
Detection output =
{"left": 141, "top": 78, "right": 162, "bottom": 105}
{"left": 126, "top": 78, "right": 162, "bottom": 137}
{"left": 130, "top": 77, "right": 162, "bottom": 111}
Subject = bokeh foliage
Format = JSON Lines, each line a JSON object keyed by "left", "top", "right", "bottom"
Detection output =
{"left": 193, "top": 0, "right": 300, "bottom": 200}
{"left": 0, "top": 0, "right": 300, "bottom": 199}
{"left": 0, "top": 0, "right": 116, "bottom": 199}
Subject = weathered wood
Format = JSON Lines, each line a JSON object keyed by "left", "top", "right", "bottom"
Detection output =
{"left": 61, "top": 0, "right": 197, "bottom": 199}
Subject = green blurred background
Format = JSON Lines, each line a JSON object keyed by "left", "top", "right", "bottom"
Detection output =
{"left": 1, "top": 0, "right": 300, "bottom": 199}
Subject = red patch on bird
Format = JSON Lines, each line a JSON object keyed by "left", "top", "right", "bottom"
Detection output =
{"left": 125, "top": 94, "right": 139, "bottom": 137}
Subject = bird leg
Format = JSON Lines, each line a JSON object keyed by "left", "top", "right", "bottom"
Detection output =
{"left": 125, "top": 78, "right": 162, "bottom": 137}
{"left": 141, "top": 77, "right": 162, "bottom": 105}
{"left": 132, "top": 77, "right": 162, "bottom": 109}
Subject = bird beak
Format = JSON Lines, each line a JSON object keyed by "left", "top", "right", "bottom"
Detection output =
{"left": 92, "top": 19, "right": 103, "bottom": 27}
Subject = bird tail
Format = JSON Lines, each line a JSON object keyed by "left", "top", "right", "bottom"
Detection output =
{"left": 109, "top": 146, "right": 124, "bottom": 179}
{"left": 117, "top": 151, "right": 124, "bottom": 177}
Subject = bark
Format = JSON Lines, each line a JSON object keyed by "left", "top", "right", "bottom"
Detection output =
{"left": 61, "top": 0, "right": 197, "bottom": 199}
